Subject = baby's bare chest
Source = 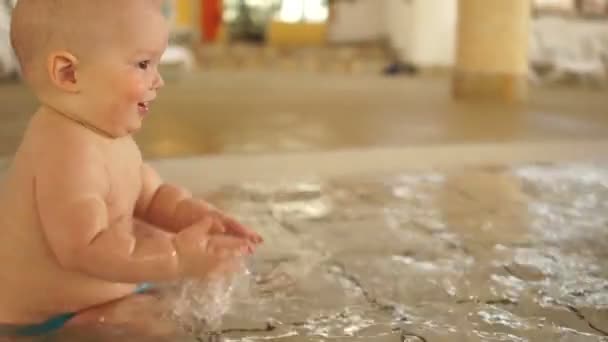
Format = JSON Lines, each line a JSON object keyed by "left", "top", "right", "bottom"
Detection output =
{"left": 103, "top": 141, "right": 143, "bottom": 216}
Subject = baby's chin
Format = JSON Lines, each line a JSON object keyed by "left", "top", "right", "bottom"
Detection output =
{"left": 108, "top": 121, "right": 142, "bottom": 137}
{"left": 125, "top": 123, "right": 143, "bottom": 135}
{"left": 122, "top": 115, "right": 145, "bottom": 135}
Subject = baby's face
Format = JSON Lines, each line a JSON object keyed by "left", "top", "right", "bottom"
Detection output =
{"left": 77, "top": 4, "right": 168, "bottom": 137}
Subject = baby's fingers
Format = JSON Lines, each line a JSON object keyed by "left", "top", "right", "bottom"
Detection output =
{"left": 220, "top": 214, "right": 263, "bottom": 244}
{"left": 207, "top": 215, "right": 227, "bottom": 234}
{"left": 178, "top": 217, "right": 214, "bottom": 239}
{"left": 206, "top": 235, "right": 253, "bottom": 257}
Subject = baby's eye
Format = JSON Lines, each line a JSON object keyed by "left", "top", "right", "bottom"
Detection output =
{"left": 138, "top": 61, "right": 150, "bottom": 70}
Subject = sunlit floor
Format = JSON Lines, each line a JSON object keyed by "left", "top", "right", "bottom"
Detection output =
{"left": 1, "top": 70, "right": 608, "bottom": 341}
{"left": 0, "top": 70, "right": 607, "bottom": 159}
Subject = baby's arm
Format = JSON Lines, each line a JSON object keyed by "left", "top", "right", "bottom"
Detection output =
{"left": 34, "top": 144, "right": 246, "bottom": 283}
{"left": 135, "top": 163, "right": 263, "bottom": 243}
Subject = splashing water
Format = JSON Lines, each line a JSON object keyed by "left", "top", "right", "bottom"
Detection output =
{"left": 163, "top": 261, "right": 253, "bottom": 336}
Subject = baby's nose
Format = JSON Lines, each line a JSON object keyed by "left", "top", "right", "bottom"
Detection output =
{"left": 155, "top": 75, "right": 165, "bottom": 89}
{"left": 152, "top": 72, "right": 165, "bottom": 90}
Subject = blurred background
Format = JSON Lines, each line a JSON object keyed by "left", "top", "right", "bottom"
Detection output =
{"left": 0, "top": 0, "right": 607, "bottom": 161}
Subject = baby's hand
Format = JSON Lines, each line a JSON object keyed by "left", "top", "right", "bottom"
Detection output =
{"left": 212, "top": 210, "right": 264, "bottom": 245}
{"left": 181, "top": 199, "right": 263, "bottom": 245}
{"left": 174, "top": 217, "right": 253, "bottom": 279}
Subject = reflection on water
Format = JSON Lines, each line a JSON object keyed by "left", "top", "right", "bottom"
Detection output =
{"left": 205, "top": 163, "right": 608, "bottom": 342}
{"left": 8, "top": 163, "right": 608, "bottom": 341}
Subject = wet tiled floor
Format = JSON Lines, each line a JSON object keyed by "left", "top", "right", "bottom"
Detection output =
{"left": 183, "top": 162, "right": 608, "bottom": 342}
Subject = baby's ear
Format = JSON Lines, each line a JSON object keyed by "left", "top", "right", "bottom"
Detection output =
{"left": 47, "top": 51, "right": 80, "bottom": 93}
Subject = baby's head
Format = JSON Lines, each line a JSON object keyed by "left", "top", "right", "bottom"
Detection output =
{"left": 10, "top": 0, "right": 168, "bottom": 137}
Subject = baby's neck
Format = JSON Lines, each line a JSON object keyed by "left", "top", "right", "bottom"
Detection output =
{"left": 40, "top": 105, "right": 117, "bottom": 140}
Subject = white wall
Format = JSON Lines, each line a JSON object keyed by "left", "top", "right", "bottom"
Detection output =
{"left": 327, "top": 0, "right": 386, "bottom": 43}
{"left": 384, "top": 0, "right": 457, "bottom": 67}
{"left": 385, "top": 0, "right": 413, "bottom": 60}
{"left": 408, "top": 0, "right": 457, "bottom": 67}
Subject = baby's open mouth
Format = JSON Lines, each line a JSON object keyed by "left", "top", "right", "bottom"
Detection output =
{"left": 137, "top": 102, "right": 150, "bottom": 114}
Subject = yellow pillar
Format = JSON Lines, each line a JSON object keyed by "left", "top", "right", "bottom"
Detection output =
{"left": 175, "top": 0, "right": 193, "bottom": 30}
{"left": 453, "top": 0, "right": 531, "bottom": 102}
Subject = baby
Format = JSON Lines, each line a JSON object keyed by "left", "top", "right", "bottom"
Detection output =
{"left": 0, "top": 0, "right": 262, "bottom": 336}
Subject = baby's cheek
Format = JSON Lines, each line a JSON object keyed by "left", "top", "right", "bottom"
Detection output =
{"left": 126, "top": 75, "right": 149, "bottom": 100}
{"left": 116, "top": 72, "right": 147, "bottom": 101}
{"left": 129, "top": 84, "right": 148, "bottom": 101}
